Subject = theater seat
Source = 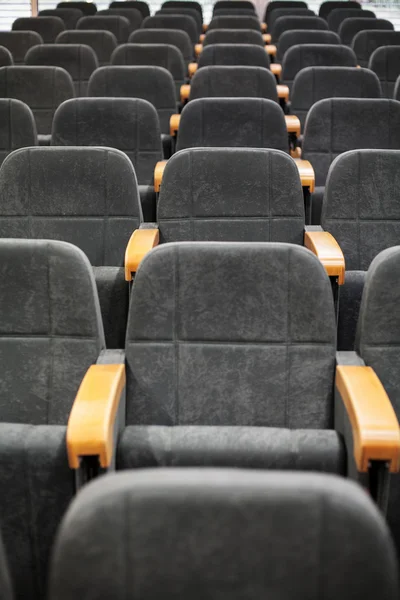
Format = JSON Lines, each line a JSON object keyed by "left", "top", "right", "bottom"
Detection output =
{"left": 197, "top": 43, "right": 270, "bottom": 69}
{"left": 276, "top": 29, "right": 340, "bottom": 62}
{"left": 0, "top": 46, "right": 12, "bottom": 67}
{"left": 208, "top": 15, "right": 262, "bottom": 31}
{"left": 110, "top": 0, "right": 150, "bottom": 19}
{"left": 338, "top": 17, "right": 394, "bottom": 46}
{"left": 142, "top": 14, "right": 198, "bottom": 45}
{"left": 327, "top": 8, "right": 375, "bottom": 33}
{"left": 12, "top": 16, "right": 65, "bottom": 44}
{"left": 369, "top": 45, "right": 400, "bottom": 97}
{"left": 265, "top": 0, "right": 308, "bottom": 24}
{"left": 38, "top": 8, "right": 83, "bottom": 29}
{"left": 57, "top": 1, "right": 97, "bottom": 15}
{"left": 354, "top": 30, "right": 400, "bottom": 69}
{"left": 202, "top": 28, "right": 265, "bottom": 47}
{"left": 56, "top": 30, "right": 117, "bottom": 67}
{"left": 271, "top": 15, "right": 328, "bottom": 43}
{"left": 0, "top": 31, "right": 43, "bottom": 64}
{"left": 0, "top": 99, "right": 37, "bottom": 166}
{"left": 77, "top": 15, "right": 130, "bottom": 44}
{"left": 98, "top": 8, "right": 142, "bottom": 32}
{"left": 158, "top": 8, "right": 202, "bottom": 36}
{"left": 129, "top": 28, "right": 193, "bottom": 64}
{"left": 319, "top": 0, "right": 361, "bottom": 20}
{"left": 268, "top": 8, "right": 315, "bottom": 32}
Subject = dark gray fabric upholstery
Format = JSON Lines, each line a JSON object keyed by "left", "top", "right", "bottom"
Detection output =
{"left": 163, "top": 0, "right": 202, "bottom": 19}
{"left": 88, "top": 66, "right": 177, "bottom": 134}
{"left": 176, "top": 98, "right": 288, "bottom": 151}
{"left": 208, "top": 15, "right": 261, "bottom": 30}
{"left": 142, "top": 15, "right": 198, "bottom": 44}
{"left": 125, "top": 242, "right": 336, "bottom": 427}
{"left": 215, "top": 0, "right": 255, "bottom": 11}
{"left": 339, "top": 17, "right": 394, "bottom": 46}
{"left": 56, "top": 30, "right": 117, "bottom": 66}
{"left": 203, "top": 28, "right": 265, "bottom": 46}
{"left": 272, "top": 16, "right": 328, "bottom": 42}
{"left": 25, "top": 44, "right": 98, "bottom": 97}
{"left": 198, "top": 43, "right": 270, "bottom": 68}
{"left": 213, "top": 8, "right": 256, "bottom": 16}
{"left": 0, "top": 66, "right": 74, "bottom": 136}
{"left": 369, "top": 45, "right": 400, "bottom": 97}
{"left": 0, "top": 47, "right": 12, "bottom": 67}
{"left": 158, "top": 148, "right": 304, "bottom": 243}
{"left": 0, "top": 536, "right": 12, "bottom": 600}
{"left": 265, "top": 0, "right": 308, "bottom": 23}
{"left": 158, "top": 8, "right": 202, "bottom": 35}
{"left": 58, "top": 1, "right": 97, "bottom": 15}
{"left": 38, "top": 8, "right": 83, "bottom": 29}
{"left": 77, "top": 15, "right": 130, "bottom": 43}
{"left": 291, "top": 66, "right": 381, "bottom": 127}
{"left": 0, "top": 99, "right": 37, "bottom": 166}
{"left": 129, "top": 28, "right": 193, "bottom": 63}
{"left": 0, "top": 31, "right": 43, "bottom": 64}
{"left": 328, "top": 8, "right": 375, "bottom": 33}
{"left": 277, "top": 29, "right": 340, "bottom": 61}
{"left": 303, "top": 99, "right": 400, "bottom": 188}
{"left": 12, "top": 16, "right": 65, "bottom": 44}
{"left": 110, "top": 1, "right": 150, "bottom": 19}
{"left": 189, "top": 66, "right": 278, "bottom": 102}
{"left": 319, "top": 0, "right": 361, "bottom": 20}
{"left": 98, "top": 8, "right": 142, "bottom": 31}
{"left": 337, "top": 270, "right": 365, "bottom": 351}
{"left": 93, "top": 266, "right": 129, "bottom": 349}
{"left": 355, "top": 31, "right": 400, "bottom": 70}
{"left": 269, "top": 8, "right": 315, "bottom": 32}
{"left": 282, "top": 44, "right": 357, "bottom": 91}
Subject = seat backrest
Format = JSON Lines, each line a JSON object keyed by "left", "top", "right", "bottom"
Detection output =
{"left": 98, "top": 8, "right": 142, "bottom": 31}
{"left": 25, "top": 44, "right": 98, "bottom": 97}
{"left": 354, "top": 30, "right": 400, "bottom": 68}
{"left": 58, "top": 1, "right": 97, "bottom": 15}
{"left": 282, "top": 44, "right": 357, "bottom": 90}
{"left": 302, "top": 98, "right": 400, "bottom": 186}
{"left": 162, "top": 0, "right": 202, "bottom": 20}
{"left": 0, "top": 238, "right": 104, "bottom": 425}
{"left": 0, "top": 31, "right": 43, "bottom": 64}
{"left": 111, "top": 43, "right": 186, "bottom": 87}
{"left": 110, "top": 1, "right": 150, "bottom": 19}
{"left": 319, "top": 0, "right": 360, "bottom": 20}
{"left": 38, "top": 8, "right": 83, "bottom": 29}
{"left": 198, "top": 43, "right": 270, "bottom": 68}
{"left": 158, "top": 148, "right": 304, "bottom": 244}
{"left": 215, "top": 0, "right": 255, "bottom": 11}
{"left": 77, "top": 15, "right": 130, "bottom": 43}
{"left": 291, "top": 66, "right": 381, "bottom": 127}
{"left": 272, "top": 16, "right": 328, "bottom": 42}
{"left": 0, "top": 99, "right": 37, "bottom": 166}
{"left": 0, "top": 46, "right": 13, "bottom": 67}
{"left": 88, "top": 65, "right": 176, "bottom": 134}
{"left": 327, "top": 8, "right": 375, "bottom": 33}
{"left": 12, "top": 16, "right": 65, "bottom": 44}
{"left": 0, "top": 66, "right": 74, "bottom": 135}
{"left": 158, "top": 8, "right": 202, "bottom": 35}
{"left": 56, "top": 30, "right": 117, "bottom": 66}
{"left": 176, "top": 97, "right": 288, "bottom": 152}
{"left": 52, "top": 97, "right": 162, "bottom": 185}
{"left": 322, "top": 149, "right": 400, "bottom": 271}
{"left": 277, "top": 29, "right": 340, "bottom": 61}
{"left": 189, "top": 66, "right": 278, "bottom": 102}
{"left": 338, "top": 17, "right": 393, "bottom": 46}
{"left": 129, "top": 28, "right": 193, "bottom": 63}
{"left": 208, "top": 15, "right": 261, "bottom": 31}
{"left": 142, "top": 15, "right": 198, "bottom": 44}
{"left": 214, "top": 8, "right": 257, "bottom": 16}
{"left": 264, "top": 0, "right": 308, "bottom": 23}
{"left": 268, "top": 8, "right": 315, "bottom": 31}
{"left": 370, "top": 45, "right": 400, "bottom": 97}
{"left": 0, "top": 146, "right": 142, "bottom": 268}
{"left": 203, "top": 29, "right": 265, "bottom": 47}
{"left": 125, "top": 242, "right": 336, "bottom": 426}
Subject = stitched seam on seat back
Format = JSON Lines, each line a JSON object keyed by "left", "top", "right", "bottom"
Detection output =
{"left": 285, "top": 246, "right": 291, "bottom": 427}
{"left": 190, "top": 150, "right": 194, "bottom": 237}
{"left": 357, "top": 151, "right": 361, "bottom": 269}
{"left": 102, "top": 150, "right": 108, "bottom": 265}
{"left": 330, "top": 99, "right": 333, "bottom": 173}
{"left": 268, "top": 150, "right": 272, "bottom": 237}
{"left": 174, "top": 245, "right": 179, "bottom": 424}
{"left": 47, "top": 241, "right": 55, "bottom": 424}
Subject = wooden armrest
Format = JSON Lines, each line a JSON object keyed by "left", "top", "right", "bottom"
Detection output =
{"left": 294, "top": 158, "right": 315, "bottom": 193}
{"left": 195, "top": 43, "right": 203, "bottom": 56}
{"left": 124, "top": 227, "right": 160, "bottom": 281}
{"left": 304, "top": 230, "right": 345, "bottom": 284}
{"left": 285, "top": 114, "right": 300, "bottom": 136}
{"left": 188, "top": 62, "right": 198, "bottom": 77}
{"left": 170, "top": 113, "right": 181, "bottom": 136}
{"left": 199, "top": 33, "right": 205, "bottom": 42}
{"left": 180, "top": 84, "right": 190, "bottom": 103}
{"left": 278, "top": 85, "right": 289, "bottom": 102}
{"left": 154, "top": 159, "right": 168, "bottom": 192}
{"left": 202, "top": 23, "right": 208, "bottom": 32}
{"left": 261, "top": 22, "right": 267, "bottom": 32}
{"left": 265, "top": 44, "right": 277, "bottom": 56}
{"left": 336, "top": 365, "right": 400, "bottom": 473}
{"left": 67, "top": 364, "right": 126, "bottom": 469}
{"left": 263, "top": 33, "right": 272, "bottom": 44}
{"left": 270, "top": 63, "right": 282, "bottom": 78}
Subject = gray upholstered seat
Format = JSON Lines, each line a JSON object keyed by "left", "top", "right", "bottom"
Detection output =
{"left": 56, "top": 30, "right": 117, "bottom": 67}
{"left": 0, "top": 66, "right": 74, "bottom": 143}
{"left": 268, "top": 8, "right": 315, "bottom": 32}
{"left": 0, "top": 46, "right": 13, "bottom": 67}
{"left": 338, "top": 17, "right": 393, "bottom": 46}
{"left": 58, "top": 1, "right": 97, "bottom": 15}
{"left": 215, "top": 0, "right": 255, "bottom": 11}
{"left": 49, "top": 469, "right": 399, "bottom": 600}
{"left": 142, "top": 14, "right": 198, "bottom": 45}
{"left": 52, "top": 97, "right": 162, "bottom": 222}
{"left": 158, "top": 8, "right": 202, "bottom": 35}
{"left": 203, "top": 29, "right": 265, "bottom": 47}
{"left": 207, "top": 15, "right": 262, "bottom": 31}
{"left": 163, "top": 0, "right": 202, "bottom": 19}
{"left": 0, "top": 146, "right": 142, "bottom": 347}
{"left": 327, "top": 8, "right": 375, "bottom": 33}
{"left": 354, "top": 30, "right": 400, "bottom": 69}
{"left": 77, "top": 15, "right": 130, "bottom": 44}
{"left": 271, "top": 16, "right": 328, "bottom": 43}
{"left": 189, "top": 66, "right": 278, "bottom": 102}
{"left": 369, "top": 45, "right": 400, "bottom": 97}
{"left": 281, "top": 44, "right": 357, "bottom": 91}
{"left": 291, "top": 66, "right": 381, "bottom": 127}
{"left": 213, "top": 8, "right": 256, "bottom": 16}
{"left": 0, "top": 238, "right": 106, "bottom": 600}
{"left": 198, "top": 43, "right": 270, "bottom": 68}
{"left": 0, "top": 99, "right": 37, "bottom": 166}
{"left": 38, "top": 8, "right": 83, "bottom": 29}
{"left": 321, "top": 149, "right": 400, "bottom": 350}
{"left": 176, "top": 97, "right": 288, "bottom": 152}
{"left": 0, "top": 31, "right": 43, "bottom": 64}
{"left": 276, "top": 29, "right": 340, "bottom": 61}
{"left": 110, "top": 0, "right": 150, "bottom": 19}
{"left": 12, "top": 16, "right": 65, "bottom": 44}
{"left": 264, "top": 0, "right": 308, "bottom": 23}
{"left": 98, "top": 8, "right": 142, "bottom": 31}
{"left": 319, "top": 0, "right": 361, "bottom": 20}
{"left": 129, "top": 28, "right": 193, "bottom": 63}
{"left": 25, "top": 44, "right": 98, "bottom": 97}
{"left": 0, "top": 535, "right": 12, "bottom": 600}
